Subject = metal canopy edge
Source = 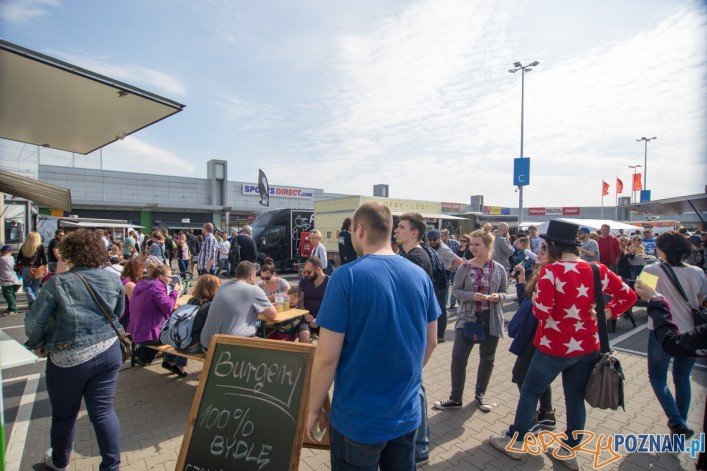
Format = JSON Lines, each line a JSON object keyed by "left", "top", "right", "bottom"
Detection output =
{"left": 619, "top": 193, "right": 707, "bottom": 222}
{"left": 0, "top": 39, "right": 186, "bottom": 155}
{"left": 0, "top": 172, "right": 71, "bottom": 211}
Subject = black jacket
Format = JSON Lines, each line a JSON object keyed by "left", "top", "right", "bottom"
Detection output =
{"left": 338, "top": 230, "right": 357, "bottom": 265}
{"left": 237, "top": 234, "right": 258, "bottom": 263}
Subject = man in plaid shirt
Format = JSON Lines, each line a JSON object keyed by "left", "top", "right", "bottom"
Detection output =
{"left": 198, "top": 222, "right": 218, "bottom": 275}
{"left": 441, "top": 229, "right": 460, "bottom": 309}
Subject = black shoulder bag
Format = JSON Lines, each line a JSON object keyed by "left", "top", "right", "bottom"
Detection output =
{"left": 584, "top": 264, "right": 625, "bottom": 411}
{"left": 75, "top": 272, "right": 133, "bottom": 363}
{"left": 659, "top": 263, "right": 707, "bottom": 328}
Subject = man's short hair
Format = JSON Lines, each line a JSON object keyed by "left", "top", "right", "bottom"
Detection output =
{"left": 235, "top": 261, "right": 256, "bottom": 279}
{"left": 306, "top": 256, "right": 322, "bottom": 269}
{"left": 241, "top": 225, "right": 253, "bottom": 235}
{"left": 400, "top": 212, "right": 426, "bottom": 242}
{"left": 441, "top": 229, "right": 450, "bottom": 237}
{"left": 498, "top": 222, "right": 509, "bottom": 231}
{"left": 55, "top": 229, "right": 65, "bottom": 237}
{"left": 203, "top": 222, "right": 214, "bottom": 233}
{"left": 353, "top": 202, "right": 393, "bottom": 245}
{"left": 601, "top": 224, "right": 610, "bottom": 230}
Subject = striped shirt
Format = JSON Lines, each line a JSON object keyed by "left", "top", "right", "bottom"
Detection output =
{"left": 198, "top": 233, "right": 218, "bottom": 270}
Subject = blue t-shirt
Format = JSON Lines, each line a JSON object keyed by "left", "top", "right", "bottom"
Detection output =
{"left": 316, "top": 254, "right": 440, "bottom": 443}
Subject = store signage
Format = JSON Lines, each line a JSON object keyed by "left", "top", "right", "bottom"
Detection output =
{"left": 442, "top": 202, "right": 462, "bottom": 212}
{"left": 181, "top": 218, "right": 190, "bottom": 223}
{"left": 528, "top": 207, "right": 582, "bottom": 216}
{"left": 242, "top": 184, "right": 314, "bottom": 199}
{"left": 482, "top": 206, "right": 509, "bottom": 215}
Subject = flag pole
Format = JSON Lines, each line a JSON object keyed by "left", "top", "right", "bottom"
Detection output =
{"left": 615, "top": 177, "right": 618, "bottom": 221}
{"left": 601, "top": 182, "right": 604, "bottom": 219}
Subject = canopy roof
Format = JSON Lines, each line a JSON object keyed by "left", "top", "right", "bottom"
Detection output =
{"left": 0, "top": 39, "right": 185, "bottom": 155}
{"left": 620, "top": 193, "right": 706, "bottom": 223}
{"left": 0, "top": 171, "right": 71, "bottom": 211}
{"left": 533, "top": 218, "right": 643, "bottom": 235}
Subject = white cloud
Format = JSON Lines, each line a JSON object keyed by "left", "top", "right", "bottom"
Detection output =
{"left": 0, "top": 0, "right": 59, "bottom": 23}
{"left": 48, "top": 50, "right": 187, "bottom": 97}
{"left": 270, "top": 0, "right": 706, "bottom": 207}
{"left": 103, "top": 137, "right": 195, "bottom": 175}
{"left": 219, "top": 97, "right": 283, "bottom": 131}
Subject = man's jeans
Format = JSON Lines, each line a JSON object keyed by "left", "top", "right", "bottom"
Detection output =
{"left": 446, "top": 271, "right": 457, "bottom": 307}
{"left": 46, "top": 340, "right": 122, "bottom": 470}
{"left": 414, "top": 385, "right": 429, "bottom": 460}
{"left": 507, "top": 350, "right": 598, "bottom": 448}
{"left": 434, "top": 288, "right": 447, "bottom": 338}
{"left": 330, "top": 425, "right": 415, "bottom": 471}
{"left": 647, "top": 333, "right": 696, "bottom": 427}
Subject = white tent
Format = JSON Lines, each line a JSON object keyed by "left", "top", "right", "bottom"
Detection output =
{"left": 534, "top": 218, "right": 643, "bottom": 236}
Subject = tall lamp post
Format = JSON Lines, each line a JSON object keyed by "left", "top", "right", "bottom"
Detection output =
{"left": 636, "top": 136, "right": 657, "bottom": 192}
{"left": 509, "top": 60, "right": 539, "bottom": 225}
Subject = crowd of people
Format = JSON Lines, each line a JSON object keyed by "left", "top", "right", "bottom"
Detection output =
{"left": 2, "top": 213, "right": 705, "bottom": 470}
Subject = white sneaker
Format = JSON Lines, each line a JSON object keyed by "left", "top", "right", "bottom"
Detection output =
{"left": 548, "top": 445, "right": 579, "bottom": 470}
{"left": 488, "top": 432, "right": 523, "bottom": 460}
{"left": 42, "top": 449, "right": 69, "bottom": 471}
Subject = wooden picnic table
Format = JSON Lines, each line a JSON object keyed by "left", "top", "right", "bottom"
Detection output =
{"left": 258, "top": 308, "right": 309, "bottom": 338}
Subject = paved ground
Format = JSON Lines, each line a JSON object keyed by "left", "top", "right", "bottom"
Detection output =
{"left": 2, "top": 279, "right": 705, "bottom": 470}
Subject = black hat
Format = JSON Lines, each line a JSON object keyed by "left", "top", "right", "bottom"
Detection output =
{"left": 540, "top": 220, "right": 582, "bottom": 246}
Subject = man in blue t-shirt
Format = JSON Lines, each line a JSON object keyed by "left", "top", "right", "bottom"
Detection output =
{"left": 306, "top": 201, "right": 440, "bottom": 470}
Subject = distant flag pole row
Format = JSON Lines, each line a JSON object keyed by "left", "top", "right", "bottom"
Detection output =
{"left": 601, "top": 174, "right": 639, "bottom": 221}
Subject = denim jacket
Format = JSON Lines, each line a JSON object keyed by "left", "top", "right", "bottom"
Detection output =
{"left": 25, "top": 267, "right": 125, "bottom": 353}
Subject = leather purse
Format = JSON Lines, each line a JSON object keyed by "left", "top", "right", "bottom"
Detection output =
{"left": 30, "top": 264, "right": 48, "bottom": 280}
{"left": 75, "top": 272, "right": 133, "bottom": 363}
{"left": 463, "top": 320, "right": 486, "bottom": 343}
{"left": 584, "top": 264, "right": 625, "bottom": 411}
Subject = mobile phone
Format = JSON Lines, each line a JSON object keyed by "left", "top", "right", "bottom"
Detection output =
{"left": 170, "top": 275, "right": 181, "bottom": 285}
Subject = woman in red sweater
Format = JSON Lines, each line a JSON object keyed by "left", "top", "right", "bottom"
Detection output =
{"left": 490, "top": 220, "right": 636, "bottom": 469}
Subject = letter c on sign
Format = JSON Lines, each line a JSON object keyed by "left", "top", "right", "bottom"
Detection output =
{"left": 518, "top": 174, "right": 526, "bottom": 183}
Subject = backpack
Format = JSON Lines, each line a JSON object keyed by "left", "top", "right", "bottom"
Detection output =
{"left": 166, "top": 235, "right": 177, "bottom": 251}
{"left": 420, "top": 242, "right": 448, "bottom": 290}
{"left": 228, "top": 238, "right": 241, "bottom": 265}
{"left": 160, "top": 304, "right": 200, "bottom": 350}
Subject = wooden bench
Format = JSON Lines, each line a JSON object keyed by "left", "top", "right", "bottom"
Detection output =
{"left": 130, "top": 343, "right": 206, "bottom": 367}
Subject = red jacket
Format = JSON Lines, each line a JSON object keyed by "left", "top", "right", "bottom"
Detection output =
{"left": 532, "top": 261, "right": 637, "bottom": 357}
{"left": 597, "top": 235, "right": 621, "bottom": 267}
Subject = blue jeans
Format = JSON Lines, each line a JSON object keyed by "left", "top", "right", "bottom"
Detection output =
{"left": 164, "top": 353, "right": 187, "bottom": 367}
{"left": 414, "top": 385, "right": 429, "bottom": 460}
{"left": 508, "top": 350, "right": 598, "bottom": 448}
{"left": 177, "top": 259, "right": 189, "bottom": 276}
{"left": 330, "top": 425, "right": 415, "bottom": 471}
{"left": 647, "top": 333, "right": 696, "bottom": 427}
{"left": 447, "top": 271, "right": 457, "bottom": 306}
{"left": 21, "top": 266, "right": 41, "bottom": 306}
{"left": 46, "top": 340, "right": 122, "bottom": 470}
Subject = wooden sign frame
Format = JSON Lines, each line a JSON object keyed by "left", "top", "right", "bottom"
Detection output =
{"left": 176, "top": 335, "right": 316, "bottom": 471}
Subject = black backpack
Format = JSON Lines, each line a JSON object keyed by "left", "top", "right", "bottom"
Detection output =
{"left": 228, "top": 238, "right": 241, "bottom": 265}
{"left": 420, "top": 242, "right": 448, "bottom": 290}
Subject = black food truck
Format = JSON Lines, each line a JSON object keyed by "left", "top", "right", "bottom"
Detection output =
{"left": 251, "top": 209, "right": 314, "bottom": 272}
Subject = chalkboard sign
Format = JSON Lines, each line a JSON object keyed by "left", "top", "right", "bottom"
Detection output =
{"left": 177, "top": 335, "right": 315, "bottom": 471}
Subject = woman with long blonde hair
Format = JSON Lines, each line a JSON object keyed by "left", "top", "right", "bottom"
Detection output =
{"left": 309, "top": 230, "right": 328, "bottom": 271}
{"left": 17, "top": 231, "right": 48, "bottom": 307}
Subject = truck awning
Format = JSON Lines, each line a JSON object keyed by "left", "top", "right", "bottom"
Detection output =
{"left": 0, "top": 39, "right": 185, "bottom": 155}
{"left": 59, "top": 221, "right": 141, "bottom": 229}
{"left": 0, "top": 171, "right": 71, "bottom": 211}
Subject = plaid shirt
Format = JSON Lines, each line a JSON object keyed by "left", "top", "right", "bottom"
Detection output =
{"left": 198, "top": 233, "right": 218, "bottom": 270}
{"left": 446, "top": 238, "right": 460, "bottom": 257}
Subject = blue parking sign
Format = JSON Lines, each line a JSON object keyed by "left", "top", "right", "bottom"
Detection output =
{"left": 513, "top": 158, "right": 530, "bottom": 186}
{"left": 640, "top": 190, "right": 651, "bottom": 203}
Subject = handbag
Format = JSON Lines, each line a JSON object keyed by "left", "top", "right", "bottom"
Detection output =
{"left": 584, "top": 264, "right": 625, "bottom": 411}
{"left": 659, "top": 263, "right": 707, "bottom": 328}
{"left": 75, "top": 272, "right": 133, "bottom": 363}
{"left": 30, "top": 264, "right": 47, "bottom": 280}
{"left": 463, "top": 320, "right": 486, "bottom": 343}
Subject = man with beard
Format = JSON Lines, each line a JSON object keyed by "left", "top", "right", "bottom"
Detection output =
{"left": 577, "top": 226, "right": 599, "bottom": 262}
{"left": 297, "top": 256, "right": 329, "bottom": 343}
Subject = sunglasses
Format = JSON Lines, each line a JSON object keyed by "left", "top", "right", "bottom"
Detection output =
{"left": 540, "top": 244, "right": 547, "bottom": 251}
{"left": 302, "top": 270, "right": 312, "bottom": 275}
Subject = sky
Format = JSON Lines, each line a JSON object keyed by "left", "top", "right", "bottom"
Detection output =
{"left": 1, "top": 0, "right": 706, "bottom": 208}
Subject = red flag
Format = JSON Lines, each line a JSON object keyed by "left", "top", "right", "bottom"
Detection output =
{"left": 616, "top": 178, "right": 623, "bottom": 194}
{"left": 602, "top": 180, "right": 609, "bottom": 196}
{"left": 632, "top": 173, "right": 642, "bottom": 191}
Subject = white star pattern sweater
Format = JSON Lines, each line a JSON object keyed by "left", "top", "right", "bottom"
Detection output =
{"left": 532, "top": 261, "right": 637, "bottom": 357}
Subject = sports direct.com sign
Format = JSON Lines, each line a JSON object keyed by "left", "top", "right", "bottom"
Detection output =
{"left": 242, "top": 184, "right": 314, "bottom": 199}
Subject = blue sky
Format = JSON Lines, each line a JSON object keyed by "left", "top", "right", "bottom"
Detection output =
{"left": 1, "top": 0, "right": 705, "bottom": 208}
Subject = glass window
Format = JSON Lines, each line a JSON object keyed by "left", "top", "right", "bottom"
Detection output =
{"left": 266, "top": 225, "right": 286, "bottom": 245}
{"left": 214, "top": 163, "right": 225, "bottom": 179}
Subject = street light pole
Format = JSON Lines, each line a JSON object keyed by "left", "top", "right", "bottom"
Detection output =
{"left": 636, "top": 136, "right": 657, "bottom": 192}
{"left": 509, "top": 60, "right": 539, "bottom": 226}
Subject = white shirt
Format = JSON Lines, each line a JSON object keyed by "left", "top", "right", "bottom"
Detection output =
{"left": 217, "top": 240, "right": 231, "bottom": 259}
